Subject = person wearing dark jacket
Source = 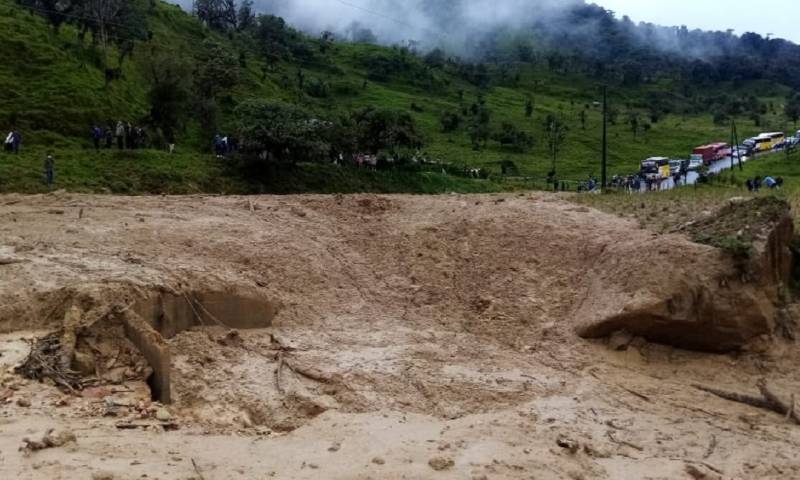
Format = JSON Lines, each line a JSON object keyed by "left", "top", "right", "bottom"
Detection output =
{"left": 92, "top": 126, "right": 103, "bottom": 151}
{"left": 104, "top": 126, "right": 113, "bottom": 149}
{"left": 44, "top": 153, "right": 55, "bottom": 186}
{"left": 10, "top": 130, "right": 21, "bottom": 154}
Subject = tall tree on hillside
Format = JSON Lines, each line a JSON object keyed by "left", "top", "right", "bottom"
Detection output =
{"left": 784, "top": 93, "right": 800, "bottom": 130}
{"left": 525, "top": 97, "right": 534, "bottom": 118}
{"left": 193, "top": 0, "right": 237, "bottom": 31}
{"left": 143, "top": 49, "right": 192, "bottom": 143}
{"left": 237, "top": 0, "right": 255, "bottom": 31}
{"left": 628, "top": 112, "right": 639, "bottom": 139}
{"left": 194, "top": 39, "right": 240, "bottom": 143}
{"left": 17, "top": 0, "right": 76, "bottom": 32}
{"left": 543, "top": 114, "right": 568, "bottom": 176}
{"left": 82, "top": 0, "right": 125, "bottom": 63}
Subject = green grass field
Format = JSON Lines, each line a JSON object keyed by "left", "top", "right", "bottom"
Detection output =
{"left": 1, "top": 0, "right": 799, "bottom": 194}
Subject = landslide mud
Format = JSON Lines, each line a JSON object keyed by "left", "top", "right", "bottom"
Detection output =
{"left": 1, "top": 192, "right": 799, "bottom": 479}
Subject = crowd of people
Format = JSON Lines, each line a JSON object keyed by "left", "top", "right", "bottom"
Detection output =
{"left": 91, "top": 122, "right": 150, "bottom": 151}
{"left": 746, "top": 176, "right": 784, "bottom": 192}
{"left": 213, "top": 134, "right": 238, "bottom": 157}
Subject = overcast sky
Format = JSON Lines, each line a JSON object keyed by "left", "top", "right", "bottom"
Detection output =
{"left": 599, "top": 0, "right": 798, "bottom": 42}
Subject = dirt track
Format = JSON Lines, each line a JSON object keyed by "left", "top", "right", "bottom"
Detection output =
{"left": 1, "top": 191, "right": 799, "bottom": 479}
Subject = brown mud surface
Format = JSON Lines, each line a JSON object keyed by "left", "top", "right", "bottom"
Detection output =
{"left": 1, "top": 192, "right": 799, "bottom": 479}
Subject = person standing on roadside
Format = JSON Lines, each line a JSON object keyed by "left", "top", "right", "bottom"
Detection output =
{"left": 104, "top": 125, "right": 113, "bottom": 149}
{"left": 44, "top": 153, "right": 55, "bottom": 187}
{"left": 91, "top": 125, "right": 103, "bottom": 152}
{"left": 10, "top": 129, "right": 22, "bottom": 154}
{"left": 115, "top": 121, "right": 125, "bottom": 150}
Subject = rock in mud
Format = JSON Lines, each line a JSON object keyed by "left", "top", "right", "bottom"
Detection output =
{"left": 608, "top": 330, "right": 634, "bottom": 351}
{"left": 155, "top": 408, "right": 172, "bottom": 421}
{"left": 428, "top": 456, "right": 455, "bottom": 471}
{"left": 21, "top": 429, "right": 77, "bottom": 453}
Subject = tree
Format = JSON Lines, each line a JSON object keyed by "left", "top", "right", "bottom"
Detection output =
{"left": 467, "top": 103, "right": 491, "bottom": 150}
{"left": 628, "top": 112, "right": 639, "bottom": 139}
{"left": 194, "top": 40, "right": 239, "bottom": 140}
{"left": 440, "top": 111, "right": 461, "bottom": 132}
{"left": 543, "top": 114, "right": 568, "bottom": 175}
{"left": 237, "top": 0, "right": 255, "bottom": 31}
{"left": 785, "top": 93, "right": 800, "bottom": 130}
{"left": 111, "top": 0, "right": 149, "bottom": 67}
{"left": 423, "top": 48, "right": 446, "bottom": 68}
{"left": 193, "top": 0, "right": 236, "bottom": 31}
{"left": 17, "top": 0, "right": 75, "bottom": 32}
{"left": 143, "top": 49, "right": 192, "bottom": 142}
{"left": 235, "top": 99, "right": 330, "bottom": 164}
{"left": 350, "top": 108, "right": 423, "bottom": 153}
{"left": 525, "top": 97, "right": 534, "bottom": 118}
{"left": 81, "top": 0, "right": 126, "bottom": 66}
{"left": 492, "top": 122, "right": 534, "bottom": 153}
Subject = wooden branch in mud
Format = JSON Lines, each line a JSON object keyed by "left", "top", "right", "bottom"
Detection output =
{"left": 606, "top": 431, "right": 644, "bottom": 451}
{"left": 694, "top": 381, "right": 800, "bottom": 425}
{"left": 692, "top": 384, "right": 774, "bottom": 410}
{"left": 0, "top": 257, "right": 27, "bottom": 265}
{"left": 282, "top": 357, "right": 334, "bottom": 384}
{"left": 757, "top": 380, "right": 800, "bottom": 425}
{"left": 275, "top": 352, "right": 285, "bottom": 395}
{"left": 191, "top": 458, "right": 207, "bottom": 480}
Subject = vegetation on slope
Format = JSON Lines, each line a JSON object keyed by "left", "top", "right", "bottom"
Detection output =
{"left": 1, "top": 0, "right": 800, "bottom": 194}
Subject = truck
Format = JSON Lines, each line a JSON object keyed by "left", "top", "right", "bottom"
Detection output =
{"left": 692, "top": 143, "right": 729, "bottom": 164}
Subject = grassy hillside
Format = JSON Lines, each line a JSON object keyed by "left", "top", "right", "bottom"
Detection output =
{"left": 0, "top": 0, "right": 798, "bottom": 194}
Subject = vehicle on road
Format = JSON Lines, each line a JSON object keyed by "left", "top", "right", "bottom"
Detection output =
{"left": 641, "top": 157, "right": 670, "bottom": 179}
{"left": 753, "top": 135, "right": 774, "bottom": 152}
{"left": 693, "top": 143, "right": 728, "bottom": 164}
{"left": 669, "top": 159, "right": 684, "bottom": 176}
{"left": 688, "top": 157, "right": 704, "bottom": 170}
{"left": 760, "top": 132, "right": 785, "bottom": 150}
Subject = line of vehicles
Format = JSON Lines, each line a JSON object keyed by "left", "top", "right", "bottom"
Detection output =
{"left": 640, "top": 130, "right": 800, "bottom": 179}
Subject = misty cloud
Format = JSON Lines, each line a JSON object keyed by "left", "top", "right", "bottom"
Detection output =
{"left": 174, "top": 0, "right": 584, "bottom": 52}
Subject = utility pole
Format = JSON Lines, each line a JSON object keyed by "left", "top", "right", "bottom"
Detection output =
{"left": 730, "top": 119, "right": 742, "bottom": 171}
{"left": 601, "top": 85, "right": 608, "bottom": 191}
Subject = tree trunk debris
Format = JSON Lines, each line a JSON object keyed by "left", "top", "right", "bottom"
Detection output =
{"left": 694, "top": 379, "right": 800, "bottom": 425}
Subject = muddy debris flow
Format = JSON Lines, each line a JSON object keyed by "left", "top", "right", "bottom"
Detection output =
{"left": 1, "top": 192, "right": 800, "bottom": 479}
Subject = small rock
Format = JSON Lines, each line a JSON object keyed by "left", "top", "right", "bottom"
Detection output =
{"left": 328, "top": 442, "right": 341, "bottom": 452}
{"left": 155, "top": 409, "right": 172, "bottom": 422}
{"left": 71, "top": 351, "right": 96, "bottom": 376}
{"left": 608, "top": 330, "right": 634, "bottom": 351}
{"left": 91, "top": 471, "right": 115, "bottom": 480}
{"left": 16, "top": 398, "right": 31, "bottom": 407}
{"left": 685, "top": 464, "right": 723, "bottom": 480}
{"left": 556, "top": 437, "right": 579, "bottom": 454}
{"left": 428, "top": 456, "right": 454, "bottom": 471}
{"left": 371, "top": 457, "right": 385, "bottom": 465}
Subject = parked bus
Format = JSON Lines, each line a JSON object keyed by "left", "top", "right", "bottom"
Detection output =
{"left": 753, "top": 135, "right": 774, "bottom": 152}
{"left": 766, "top": 132, "right": 785, "bottom": 149}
